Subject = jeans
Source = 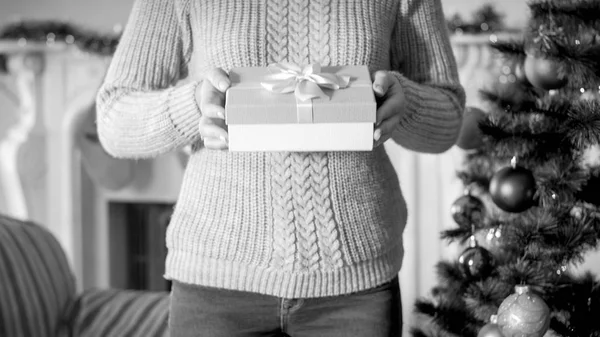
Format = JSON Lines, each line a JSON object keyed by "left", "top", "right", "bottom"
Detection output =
{"left": 169, "top": 277, "right": 402, "bottom": 337}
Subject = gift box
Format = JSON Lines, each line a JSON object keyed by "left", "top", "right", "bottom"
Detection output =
{"left": 225, "top": 63, "right": 376, "bottom": 152}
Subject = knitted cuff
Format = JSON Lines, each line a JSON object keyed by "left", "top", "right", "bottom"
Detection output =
{"left": 388, "top": 71, "right": 463, "bottom": 153}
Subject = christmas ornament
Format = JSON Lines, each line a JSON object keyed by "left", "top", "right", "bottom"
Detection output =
{"left": 451, "top": 193, "right": 486, "bottom": 228}
{"left": 477, "top": 225, "right": 503, "bottom": 252}
{"left": 456, "top": 106, "right": 486, "bottom": 150}
{"left": 478, "top": 315, "right": 505, "bottom": 337}
{"left": 458, "top": 236, "right": 494, "bottom": 279}
{"left": 489, "top": 158, "right": 536, "bottom": 213}
{"left": 523, "top": 53, "right": 567, "bottom": 90}
{"left": 496, "top": 285, "right": 551, "bottom": 337}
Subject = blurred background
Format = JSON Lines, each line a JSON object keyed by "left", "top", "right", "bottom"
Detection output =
{"left": 0, "top": 0, "right": 530, "bottom": 32}
{"left": 1, "top": 1, "right": 598, "bottom": 336}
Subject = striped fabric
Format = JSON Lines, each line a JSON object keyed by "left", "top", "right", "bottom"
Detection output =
{"left": 68, "top": 288, "right": 169, "bottom": 337}
{"left": 0, "top": 215, "right": 77, "bottom": 337}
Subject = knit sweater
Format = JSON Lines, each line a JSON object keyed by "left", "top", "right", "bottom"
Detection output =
{"left": 97, "top": 0, "right": 465, "bottom": 298}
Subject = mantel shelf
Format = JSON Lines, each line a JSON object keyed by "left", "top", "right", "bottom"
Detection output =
{"left": 0, "top": 40, "right": 70, "bottom": 54}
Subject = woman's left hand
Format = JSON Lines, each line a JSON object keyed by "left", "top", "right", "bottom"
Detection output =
{"left": 371, "top": 71, "right": 406, "bottom": 147}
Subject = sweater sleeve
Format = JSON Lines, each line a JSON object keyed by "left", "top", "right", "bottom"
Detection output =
{"left": 388, "top": 0, "right": 465, "bottom": 153}
{"left": 96, "top": 0, "right": 201, "bottom": 159}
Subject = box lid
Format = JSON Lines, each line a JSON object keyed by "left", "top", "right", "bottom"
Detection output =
{"left": 225, "top": 65, "right": 376, "bottom": 125}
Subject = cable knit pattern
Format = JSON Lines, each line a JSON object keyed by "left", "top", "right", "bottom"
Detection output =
{"left": 309, "top": 153, "right": 344, "bottom": 270}
{"left": 288, "top": 0, "right": 310, "bottom": 65}
{"left": 265, "top": 0, "right": 289, "bottom": 65}
{"left": 97, "top": 0, "right": 465, "bottom": 298}
{"left": 309, "top": 0, "right": 331, "bottom": 65}
{"left": 291, "top": 153, "right": 320, "bottom": 272}
{"left": 269, "top": 152, "right": 297, "bottom": 271}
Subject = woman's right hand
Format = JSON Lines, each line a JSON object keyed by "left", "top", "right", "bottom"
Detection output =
{"left": 196, "top": 68, "right": 231, "bottom": 150}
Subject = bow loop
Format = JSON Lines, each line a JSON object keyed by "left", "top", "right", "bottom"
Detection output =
{"left": 261, "top": 63, "right": 351, "bottom": 101}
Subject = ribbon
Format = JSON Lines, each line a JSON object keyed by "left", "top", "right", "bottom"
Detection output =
{"left": 260, "top": 63, "right": 351, "bottom": 123}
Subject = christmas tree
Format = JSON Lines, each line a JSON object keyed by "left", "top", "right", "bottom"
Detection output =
{"left": 413, "top": 1, "right": 600, "bottom": 336}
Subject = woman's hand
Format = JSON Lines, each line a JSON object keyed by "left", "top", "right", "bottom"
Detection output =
{"left": 196, "top": 68, "right": 231, "bottom": 150}
{"left": 371, "top": 71, "right": 406, "bottom": 147}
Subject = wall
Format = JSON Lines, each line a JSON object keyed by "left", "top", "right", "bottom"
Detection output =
{"left": 0, "top": 0, "right": 528, "bottom": 32}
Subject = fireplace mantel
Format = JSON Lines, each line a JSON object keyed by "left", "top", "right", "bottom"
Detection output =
{"left": 0, "top": 40, "right": 186, "bottom": 290}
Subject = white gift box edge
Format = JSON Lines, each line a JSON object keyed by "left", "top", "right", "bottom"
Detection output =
{"left": 228, "top": 123, "right": 374, "bottom": 152}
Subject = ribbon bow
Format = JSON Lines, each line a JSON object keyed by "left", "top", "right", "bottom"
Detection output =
{"left": 261, "top": 63, "right": 351, "bottom": 101}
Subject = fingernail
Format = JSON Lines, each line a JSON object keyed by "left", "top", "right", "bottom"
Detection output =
{"left": 374, "top": 85, "right": 383, "bottom": 95}
{"left": 220, "top": 135, "right": 228, "bottom": 144}
{"left": 217, "top": 111, "right": 225, "bottom": 119}
{"left": 218, "top": 81, "right": 229, "bottom": 91}
{"left": 373, "top": 129, "right": 381, "bottom": 142}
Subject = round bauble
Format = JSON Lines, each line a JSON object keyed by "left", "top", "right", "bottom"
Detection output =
{"left": 497, "top": 285, "right": 551, "bottom": 337}
{"left": 451, "top": 194, "right": 486, "bottom": 227}
{"left": 478, "top": 322, "right": 505, "bottom": 337}
{"left": 489, "top": 166, "right": 536, "bottom": 213}
{"left": 458, "top": 245, "right": 494, "bottom": 279}
{"left": 523, "top": 54, "right": 567, "bottom": 90}
{"left": 456, "top": 107, "right": 486, "bottom": 150}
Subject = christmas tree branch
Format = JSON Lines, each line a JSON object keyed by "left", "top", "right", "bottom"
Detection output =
{"left": 536, "top": 158, "right": 589, "bottom": 207}
{"left": 414, "top": 298, "right": 481, "bottom": 337}
{"left": 564, "top": 99, "right": 600, "bottom": 148}
{"left": 546, "top": 273, "right": 600, "bottom": 336}
{"left": 552, "top": 44, "right": 600, "bottom": 89}
{"left": 479, "top": 89, "right": 539, "bottom": 113}
{"left": 489, "top": 39, "right": 527, "bottom": 64}
{"left": 457, "top": 152, "right": 494, "bottom": 190}
{"left": 441, "top": 228, "right": 474, "bottom": 243}
{"left": 463, "top": 279, "right": 511, "bottom": 321}
{"left": 529, "top": 0, "right": 600, "bottom": 24}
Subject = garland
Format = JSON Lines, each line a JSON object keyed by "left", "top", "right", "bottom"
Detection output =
{"left": 447, "top": 4, "right": 507, "bottom": 35}
{"left": 0, "top": 20, "right": 120, "bottom": 72}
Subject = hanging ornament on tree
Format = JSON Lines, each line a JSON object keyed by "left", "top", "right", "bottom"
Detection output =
{"left": 477, "top": 224, "right": 503, "bottom": 252}
{"left": 478, "top": 315, "right": 505, "bottom": 337}
{"left": 458, "top": 235, "right": 494, "bottom": 279}
{"left": 456, "top": 106, "right": 487, "bottom": 150}
{"left": 451, "top": 191, "right": 486, "bottom": 228}
{"left": 496, "top": 285, "right": 551, "bottom": 337}
{"left": 489, "top": 157, "right": 536, "bottom": 213}
{"left": 523, "top": 53, "right": 567, "bottom": 90}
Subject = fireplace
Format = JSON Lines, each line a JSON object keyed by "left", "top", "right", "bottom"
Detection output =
{"left": 109, "top": 201, "right": 174, "bottom": 291}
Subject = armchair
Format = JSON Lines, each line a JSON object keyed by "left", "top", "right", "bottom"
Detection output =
{"left": 0, "top": 214, "right": 169, "bottom": 337}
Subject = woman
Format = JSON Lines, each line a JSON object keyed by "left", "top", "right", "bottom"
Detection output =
{"left": 96, "top": 1, "right": 465, "bottom": 336}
